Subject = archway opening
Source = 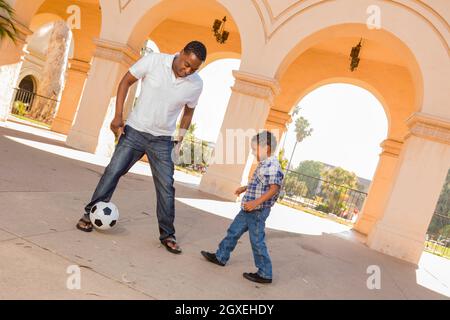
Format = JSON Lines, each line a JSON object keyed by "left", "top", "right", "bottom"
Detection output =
{"left": 267, "top": 24, "right": 421, "bottom": 237}
{"left": 8, "top": 0, "right": 101, "bottom": 128}
{"left": 106, "top": 0, "right": 243, "bottom": 167}
{"left": 18, "top": 75, "right": 36, "bottom": 93}
{"left": 280, "top": 83, "right": 388, "bottom": 223}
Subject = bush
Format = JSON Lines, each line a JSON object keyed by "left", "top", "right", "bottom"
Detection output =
{"left": 315, "top": 204, "right": 331, "bottom": 213}
{"left": 13, "top": 101, "right": 28, "bottom": 116}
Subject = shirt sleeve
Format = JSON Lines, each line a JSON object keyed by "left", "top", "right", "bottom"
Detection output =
{"left": 129, "top": 53, "right": 156, "bottom": 80}
{"left": 263, "top": 164, "right": 284, "bottom": 186}
{"left": 186, "top": 81, "right": 203, "bottom": 109}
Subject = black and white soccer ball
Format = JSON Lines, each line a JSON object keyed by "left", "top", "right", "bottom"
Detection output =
{"left": 90, "top": 202, "right": 119, "bottom": 231}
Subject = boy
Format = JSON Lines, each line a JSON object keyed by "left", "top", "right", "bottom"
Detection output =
{"left": 201, "top": 131, "right": 284, "bottom": 284}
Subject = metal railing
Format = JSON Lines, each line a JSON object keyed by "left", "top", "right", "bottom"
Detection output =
{"left": 279, "top": 170, "right": 368, "bottom": 222}
{"left": 11, "top": 88, "right": 59, "bottom": 119}
{"left": 425, "top": 212, "right": 450, "bottom": 259}
{"left": 174, "top": 138, "right": 215, "bottom": 174}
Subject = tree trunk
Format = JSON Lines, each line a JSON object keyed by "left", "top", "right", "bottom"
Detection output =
{"left": 286, "top": 140, "right": 298, "bottom": 173}
{"left": 30, "top": 21, "right": 71, "bottom": 124}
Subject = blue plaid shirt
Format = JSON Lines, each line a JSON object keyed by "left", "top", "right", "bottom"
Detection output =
{"left": 242, "top": 156, "right": 284, "bottom": 210}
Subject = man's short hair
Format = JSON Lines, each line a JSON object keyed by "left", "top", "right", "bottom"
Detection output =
{"left": 252, "top": 131, "right": 278, "bottom": 154}
{"left": 183, "top": 41, "right": 207, "bottom": 62}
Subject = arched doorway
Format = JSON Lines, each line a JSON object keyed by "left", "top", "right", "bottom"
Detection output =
{"left": 18, "top": 75, "right": 36, "bottom": 93}
{"left": 66, "top": 0, "right": 243, "bottom": 156}
{"left": 280, "top": 83, "right": 388, "bottom": 225}
{"left": 12, "top": 75, "right": 38, "bottom": 115}
{"left": 265, "top": 24, "right": 423, "bottom": 263}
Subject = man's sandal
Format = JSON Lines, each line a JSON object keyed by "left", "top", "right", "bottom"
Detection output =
{"left": 161, "top": 238, "right": 182, "bottom": 254}
{"left": 76, "top": 217, "right": 93, "bottom": 232}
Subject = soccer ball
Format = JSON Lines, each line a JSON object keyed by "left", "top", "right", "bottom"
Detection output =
{"left": 90, "top": 202, "right": 119, "bottom": 230}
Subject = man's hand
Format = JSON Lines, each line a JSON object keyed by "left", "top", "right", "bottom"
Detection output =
{"left": 243, "top": 200, "right": 260, "bottom": 212}
{"left": 173, "top": 136, "right": 184, "bottom": 155}
{"left": 235, "top": 186, "right": 247, "bottom": 196}
{"left": 110, "top": 115, "right": 124, "bottom": 140}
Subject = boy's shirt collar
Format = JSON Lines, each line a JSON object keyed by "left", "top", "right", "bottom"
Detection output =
{"left": 258, "top": 155, "right": 277, "bottom": 166}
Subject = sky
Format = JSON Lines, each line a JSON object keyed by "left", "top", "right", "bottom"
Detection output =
{"left": 192, "top": 59, "right": 388, "bottom": 181}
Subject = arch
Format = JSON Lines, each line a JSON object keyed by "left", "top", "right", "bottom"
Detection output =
{"left": 31, "top": 0, "right": 102, "bottom": 62}
{"left": 99, "top": 0, "right": 242, "bottom": 60}
{"left": 290, "top": 77, "right": 391, "bottom": 131}
{"left": 243, "top": 0, "right": 449, "bottom": 119}
{"left": 273, "top": 42, "right": 416, "bottom": 141}
{"left": 29, "top": 12, "right": 65, "bottom": 31}
{"left": 18, "top": 75, "right": 37, "bottom": 93}
{"left": 18, "top": 69, "right": 40, "bottom": 91}
{"left": 203, "top": 51, "right": 241, "bottom": 69}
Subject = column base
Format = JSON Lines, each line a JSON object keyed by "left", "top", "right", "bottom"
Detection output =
{"left": 367, "top": 222, "right": 425, "bottom": 265}
{"left": 353, "top": 214, "right": 378, "bottom": 235}
{"left": 65, "top": 129, "right": 99, "bottom": 154}
{"left": 51, "top": 117, "right": 72, "bottom": 134}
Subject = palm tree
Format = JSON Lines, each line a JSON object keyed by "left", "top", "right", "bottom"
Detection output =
{"left": 281, "top": 105, "right": 301, "bottom": 151}
{"left": 286, "top": 116, "right": 313, "bottom": 173}
{"left": 0, "top": 0, "right": 17, "bottom": 43}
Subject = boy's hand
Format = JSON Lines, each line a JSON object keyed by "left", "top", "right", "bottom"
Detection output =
{"left": 234, "top": 186, "right": 247, "bottom": 196}
{"left": 243, "top": 200, "right": 259, "bottom": 212}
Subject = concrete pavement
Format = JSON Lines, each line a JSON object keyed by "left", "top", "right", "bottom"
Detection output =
{"left": 0, "top": 120, "right": 449, "bottom": 299}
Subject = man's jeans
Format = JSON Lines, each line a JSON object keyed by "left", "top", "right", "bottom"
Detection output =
{"left": 216, "top": 208, "right": 272, "bottom": 279}
{"left": 85, "top": 125, "right": 176, "bottom": 241}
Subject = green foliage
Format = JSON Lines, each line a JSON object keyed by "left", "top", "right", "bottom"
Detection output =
{"left": 0, "top": 0, "right": 17, "bottom": 42}
{"left": 427, "top": 169, "right": 450, "bottom": 237}
{"left": 435, "top": 169, "right": 450, "bottom": 216}
{"left": 320, "top": 167, "right": 358, "bottom": 215}
{"left": 286, "top": 116, "right": 313, "bottom": 171}
{"left": 175, "top": 123, "right": 211, "bottom": 173}
{"left": 13, "top": 101, "right": 27, "bottom": 116}
{"left": 278, "top": 149, "right": 289, "bottom": 171}
{"left": 283, "top": 173, "right": 308, "bottom": 198}
{"left": 294, "top": 116, "right": 313, "bottom": 143}
{"left": 321, "top": 167, "right": 358, "bottom": 189}
{"left": 294, "top": 160, "right": 324, "bottom": 198}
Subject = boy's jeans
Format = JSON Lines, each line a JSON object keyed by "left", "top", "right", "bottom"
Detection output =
{"left": 216, "top": 208, "right": 272, "bottom": 279}
{"left": 84, "top": 125, "right": 176, "bottom": 241}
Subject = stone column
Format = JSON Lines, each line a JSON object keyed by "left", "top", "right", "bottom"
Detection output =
{"left": 0, "top": 20, "right": 32, "bottom": 121}
{"left": 265, "top": 108, "right": 291, "bottom": 151}
{"left": 367, "top": 113, "right": 450, "bottom": 264}
{"left": 353, "top": 138, "right": 403, "bottom": 235}
{"left": 30, "top": 21, "right": 72, "bottom": 123}
{"left": 51, "top": 59, "right": 91, "bottom": 134}
{"left": 199, "top": 71, "right": 280, "bottom": 200}
{"left": 246, "top": 108, "right": 291, "bottom": 178}
{"left": 65, "top": 38, "right": 140, "bottom": 154}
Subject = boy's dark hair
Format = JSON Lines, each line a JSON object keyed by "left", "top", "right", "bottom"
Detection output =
{"left": 252, "top": 131, "right": 278, "bottom": 154}
{"left": 183, "top": 41, "right": 207, "bottom": 62}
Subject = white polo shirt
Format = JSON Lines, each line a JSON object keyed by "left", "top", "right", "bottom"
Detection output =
{"left": 126, "top": 52, "right": 203, "bottom": 136}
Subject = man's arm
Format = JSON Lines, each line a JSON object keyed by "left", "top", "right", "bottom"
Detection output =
{"left": 176, "top": 105, "right": 195, "bottom": 143}
{"left": 110, "top": 71, "right": 139, "bottom": 137}
{"left": 243, "top": 184, "right": 280, "bottom": 212}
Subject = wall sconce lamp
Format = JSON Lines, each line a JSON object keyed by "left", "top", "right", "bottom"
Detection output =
{"left": 350, "top": 39, "right": 363, "bottom": 72}
{"left": 213, "top": 16, "right": 230, "bottom": 44}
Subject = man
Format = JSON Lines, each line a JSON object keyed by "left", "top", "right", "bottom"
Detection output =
{"left": 76, "top": 41, "right": 207, "bottom": 254}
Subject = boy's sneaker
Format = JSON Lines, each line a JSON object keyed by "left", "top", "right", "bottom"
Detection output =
{"left": 201, "top": 251, "right": 225, "bottom": 266}
{"left": 243, "top": 272, "right": 272, "bottom": 284}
